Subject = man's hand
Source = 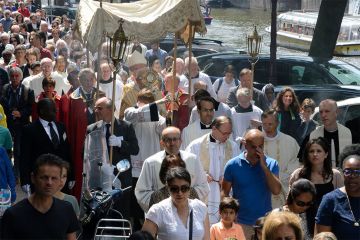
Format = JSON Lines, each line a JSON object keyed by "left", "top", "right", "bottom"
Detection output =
{"left": 108, "top": 135, "right": 122, "bottom": 147}
{"left": 68, "top": 181, "right": 75, "bottom": 190}
{"left": 21, "top": 184, "right": 30, "bottom": 193}
{"left": 256, "top": 146, "right": 267, "bottom": 168}
{"left": 12, "top": 110, "right": 21, "bottom": 118}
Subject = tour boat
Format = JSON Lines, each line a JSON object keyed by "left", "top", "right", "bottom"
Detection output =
{"left": 266, "top": 11, "right": 360, "bottom": 56}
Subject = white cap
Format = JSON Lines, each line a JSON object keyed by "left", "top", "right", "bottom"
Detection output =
{"left": 125, "top": 51, "right": 147, "bottom": 68}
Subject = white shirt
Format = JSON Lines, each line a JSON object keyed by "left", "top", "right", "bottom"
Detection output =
{"left": 146, "top": 198, "right": 207, "bottom": 240}
{"left": 212, "top": 78, "right": 237, "bottom": 103}
{"left": 189, "top": 103, "right": 231, "bottom": 124}
{"left": 124, "top": 103, "right": 166, "bottom": 177}
{"left": 22, "top": 72, "right": 71, "bottom": 97}
{"left": 181, "top": 119, "right": 212, "bottom": 150}
{"left": 179, "top": 72, "right": 217, "bottom": 100}
{"left": 99, "top": 79, "right": 123, "bottom": 118}
{"left": 39, "top": 118, "right": 59, "bottom": 141}
{"left": 231, "top": 105, "right": 263, "bottom": 143}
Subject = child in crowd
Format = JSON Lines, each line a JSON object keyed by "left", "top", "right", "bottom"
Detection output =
{"left": 298, "top": 98, "right": 317, "bottom": 144}
{"left": 210, "top": 197, "right": 245, "bottom": 240}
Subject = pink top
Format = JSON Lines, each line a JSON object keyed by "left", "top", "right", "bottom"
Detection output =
{"left": 210, "top": 221, "right": 246, "bottom": 240}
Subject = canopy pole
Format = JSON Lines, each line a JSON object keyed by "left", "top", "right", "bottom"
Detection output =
{"left": 188, "top": 22, "right": 193, "bottom": 105}
{"left": 171, "top": 33, "right": 178, "bottom": 125}
{"left": 109, "top": 66, "right": 118, "bottom": 165}
{"left": 96, "top": 43, "right": 101, "bottom": 101}
{"left": 86, "top": 44, "right": 90, "bottom": 67}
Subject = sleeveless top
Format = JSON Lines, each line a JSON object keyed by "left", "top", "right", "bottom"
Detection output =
{"left": 306, "top": 177, "right": 334, "bottom": 237}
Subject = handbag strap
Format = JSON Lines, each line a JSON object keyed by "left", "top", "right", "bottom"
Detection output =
{"left": 189, "top": 209, "right": 193, "bottom": 240}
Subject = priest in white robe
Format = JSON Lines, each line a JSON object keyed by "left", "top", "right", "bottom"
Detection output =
{"left": 261, "top": 109, "right": 300, "bottom": 208}
{"left": 135, "top": 126, "right": 209, "bottom": 212}
{"left": 124, "top": 89, "right": 167, "bottom": 178}
{"left": 185, "top": 116, "right": 240, "bottom": 225}
{"left": 181, "top": 96, "right": 215, "bottom": 149}
{"left": 231, "top": 87, "right": 263, "bottom": 144}
{"left": 98, "top": 62, "right": 123, "bottom": 118}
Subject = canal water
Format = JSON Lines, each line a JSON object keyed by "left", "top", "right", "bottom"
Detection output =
{"left": 199, "top": 8, "right": 360, "bottom": 66}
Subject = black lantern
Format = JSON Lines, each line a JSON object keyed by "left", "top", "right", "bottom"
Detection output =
{"left": 107, "top": 19, "right": 129, "bottom": 67}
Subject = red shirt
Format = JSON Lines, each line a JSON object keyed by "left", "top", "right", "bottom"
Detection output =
{"left": 39, "top": 47, "right": 52, "bottom": 60}
{"left": 18, "top": 7, "right": 30, "bottom": 17}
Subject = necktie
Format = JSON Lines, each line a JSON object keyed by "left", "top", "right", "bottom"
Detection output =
{"left": 105, "top": 123, "right": 111, "bottom": 154}
{"left": 49, "top": 122, "right": 59, "bottom": 148}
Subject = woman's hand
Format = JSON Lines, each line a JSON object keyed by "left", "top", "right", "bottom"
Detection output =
{"left": 141, "top": 219, "right": 158, "bottom": 239}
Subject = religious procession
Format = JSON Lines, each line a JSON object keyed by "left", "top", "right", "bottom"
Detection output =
{"left": 0, "top": 0, "right": 359, "bottom": 240}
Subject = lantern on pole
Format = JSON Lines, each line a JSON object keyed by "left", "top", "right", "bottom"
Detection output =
{"left": 107, "top": 19, "right": 129, "bottom": 165}
{"left": 246, "top": 26, "right": 262, "bottom": 99}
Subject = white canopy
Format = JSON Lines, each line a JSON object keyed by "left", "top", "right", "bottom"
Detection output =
{"left": 74, "top": 0, "right": 207, "bottom": 52}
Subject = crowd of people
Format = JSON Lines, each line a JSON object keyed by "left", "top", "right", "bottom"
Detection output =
{"left": 0, "top": 1, "right": 359, "bottom": 240}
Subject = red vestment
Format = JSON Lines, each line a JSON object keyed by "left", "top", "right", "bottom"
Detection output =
{"left": 32, "top": 92, "right": 62, "bottom": 122}
{"left": 165, "top": 89, "right": 189, "bottom": 131}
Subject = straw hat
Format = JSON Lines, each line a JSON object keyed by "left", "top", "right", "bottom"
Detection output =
{"left": 126, "top": 51, "right": 147, "bottom": 68}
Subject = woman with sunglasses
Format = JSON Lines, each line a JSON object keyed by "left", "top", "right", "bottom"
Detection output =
{"left": 315, "top": 144, "right": 360, "bottom": 239}
{"left": 273, "top": 179, "right": 316, "bottom": 239}
{"left": 149, "top": 154, "right": 199, "bottom": 208}
{"left": 142, "top": 167, "right": 210, "bottom": 240}
{"left": 289, "top": 137, "right": 344, "bottom": 237}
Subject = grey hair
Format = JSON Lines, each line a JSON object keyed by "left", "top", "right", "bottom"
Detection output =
{"left": 236, "top": 87, "right": 250, "bottom": 98}
{"left": 9, "top": 66, "right": 23, "bottom": 79}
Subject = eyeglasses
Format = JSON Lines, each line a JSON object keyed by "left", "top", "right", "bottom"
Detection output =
{"left": 343, "top": 169, "right": 360, "bottom": 177}
{"left": 162, "top": 137, "right": 181, "bottom": 143}
{"left": 294, "top": 199, "right": 313, "bottom": 207}
{"left": 216, "top": 127, "right": 232, "bottom": 136}
{"left": 168, "top": 185, "right": 190, "bottom": 194}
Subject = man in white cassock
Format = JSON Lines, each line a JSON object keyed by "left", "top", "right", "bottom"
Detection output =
{"left": 98, "top": 62, "right": 123, "bottom": 118}
{"left": 261, "top": 109, "right": 300, "bottom": 208}
{"left": 124, "top": 89, "right": 167, "bottom": 230}
{"left": 185, "top": 116, "right": 239, "bottom": 225}
{"left": 231, "top": 87, "right": 263, "bottom": 145}
{"left": 181, "top": 96, "right": 215, "bottom": 150}
{"left": 135, "top": 126, "right": 209, "bottom": 212}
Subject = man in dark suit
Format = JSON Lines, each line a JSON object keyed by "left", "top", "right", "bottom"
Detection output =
{"left": 26, "top": 14, "right": 40, "bottom": 33}
{"left": 20, "top": 98, "right": 74, "bottom": 194}
{"left": 1, "top": 67, "right": 34, "bottom": 181}
{"left": 87, "top": 97, "right": 139, "bottom": 221}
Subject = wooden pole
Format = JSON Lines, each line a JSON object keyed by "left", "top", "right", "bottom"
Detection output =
{"left": 187, "top": 22, "right": 193, "bottom": 104}
{"left": 171, "top": 33, "right": 178, "bottom": 125}
{"left": 109, "top": 65, "right": 117, "bottom": 165}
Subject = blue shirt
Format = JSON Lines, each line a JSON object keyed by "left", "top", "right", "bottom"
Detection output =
{"left": 224, "top": 152, "right": 279, "bottom": 225}
{"left": 316, "top": 188, "right": 360, "bottom": 239}
{"left": 145, "top": 48, "right": 168, "bottom": 68}
{"left": 0, "top": 147, "right": 16, "bottom": 203}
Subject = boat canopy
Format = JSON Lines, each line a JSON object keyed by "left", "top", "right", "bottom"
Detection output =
{"left": 73, "top": 0, "right": 207, "bottom": 52}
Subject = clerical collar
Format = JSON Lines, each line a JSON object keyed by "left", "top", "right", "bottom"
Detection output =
{"left": 264, "top": 130, "right": 280, "bottom": 141}
{"left": 186, "top": 73, "right": 199, "bottom": 79}
{"left": 200, "top": 121, "right": 212, "bottom": 129}
{"left": 100, "top": 78, "right": 113, "bottom": 84}
{"left": 209, "top": 134, "right": 220, "bottom": 143}
{"left": 234, "top": 104, "right": 253, "bottom": 113}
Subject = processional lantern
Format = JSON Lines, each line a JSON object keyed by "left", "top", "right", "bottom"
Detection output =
{"left": 107, "top": 19, "right": 129, "bottom": 165}
{"left": 246, "top": 26, "right": 262, "bottom": 99}
{"left": 107, "top": 19, "right": 129, "bottom": 67}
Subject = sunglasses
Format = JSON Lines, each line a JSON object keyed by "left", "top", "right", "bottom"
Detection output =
{"left": 294, "top": 199, "right": 313, "bottom": 207}
{"left": 168, "top": 185, "right": 190, "bottom": 194}
{"left": 343, "top": 169, "right": 360, "bottom": 177}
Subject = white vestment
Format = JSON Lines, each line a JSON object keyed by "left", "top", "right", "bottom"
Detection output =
{"left": 310, "top": 123, "right": 352, "bottom": 168}
{"left": 181, "top": 119, "right": 212, "bottom": 150}
{"left": 179, "top": 72, "right": 217, "bottom": 100}
{"left": 185, "top": 133, "right": 240, "bottom": 225}
{"left": 135, "top": 150, "right": 209, "bottom": 212}
{"left": 231, "top": 105, "right": 263, "bottom": 143}
{"left": 22, "top": 72, "right": 70, "bottom": 97}
{"left": 99, "top": 79, "right": 123, "bottom": 118}
{"left": 124, "top": 103, "right": 166, "bottom": 177}
{"left": 264, "top": 132, "right": 300, "bottom": 208}
{"left": 189, "top": 103, "right": 232, "bottom": 124}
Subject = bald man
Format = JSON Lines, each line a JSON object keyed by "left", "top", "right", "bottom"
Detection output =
{"left": 221, "top": 129, "right": 281, "bottom": 239}
{"left": 309, "top": 99, "right": 352, "bottom": 167}
{"left": 135, "top": 126, "right": 209, "bottom": 212}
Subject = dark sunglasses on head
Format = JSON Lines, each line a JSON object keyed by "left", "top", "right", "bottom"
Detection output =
{"left": 343, "top": 169, "right": 360, "bottom": 177}
{"left": 294, "top": 199, "right": 313, "bottom": 207}
{"left": 168, "top": 185, "right": 190, "bottom": 194}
